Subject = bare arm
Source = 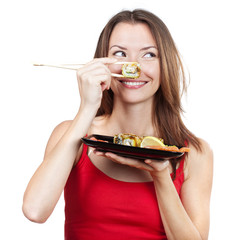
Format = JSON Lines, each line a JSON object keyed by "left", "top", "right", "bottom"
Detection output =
{"left": 147, "top": 139, "right": 213, "bottom": 239}
{"left": 22, "top": 108, "right": 95, "bottom": 223}
{"left": 22, "top": 58, "right": 116, "bottom": 223}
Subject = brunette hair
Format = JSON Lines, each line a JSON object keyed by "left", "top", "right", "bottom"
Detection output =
{"left": 94, "top": 9, "right": 201, "bottom": 178}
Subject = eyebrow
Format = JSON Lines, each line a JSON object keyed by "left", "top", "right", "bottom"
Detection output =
{"left": 140, "top": 46, "right": 158, "bottom": 51}
{"left": 109, "top": 45, "right": 157, "bottom": 51}
{"left": 109, "top": 45, "right": 127, "bottom": 50}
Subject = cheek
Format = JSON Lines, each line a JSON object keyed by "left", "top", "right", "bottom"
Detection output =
{"left": 155, "top": 68, "right": 161, "bottom": 86}
{"left": 142, "top": 63, "right": 160, "bottom": 83}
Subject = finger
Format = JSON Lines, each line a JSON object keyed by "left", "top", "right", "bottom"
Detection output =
{"left": 91, "top": 74, "right": 111, "bottom": 91}
{"left": 77, "top": 64, "right": 111, "bottom": 80}
{"left": 77, "top": 64, "right": 112, "bottom": 89}
{"left": 91, "top": 57, "right": 118, "bottom": 65}
{"left": 144, "top": 159, "right": 169, "bottom": 171}
{"left": 84, "top": 58, "right": 117, "bottom": 71}
{"left": 93, "top": 150, "right": 105, "bottom": 156}
{"left": 78, "top": 69, "right": 111, "bottom": 90}
{"left": 105, "top": 152, "right": 154, "bottom": 171}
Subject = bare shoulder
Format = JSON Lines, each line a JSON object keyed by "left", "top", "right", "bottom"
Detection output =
{"left": 49, "top": 120, "right": 73, "bottom": 142}
{"left": 44, "top": 120, "right": 73, "bottom": 157}
{"left": 184, "top": 138, "right": 214, "bottom": 181}
{"left": 53, "top": 120, "right": 73, "bottom": 134}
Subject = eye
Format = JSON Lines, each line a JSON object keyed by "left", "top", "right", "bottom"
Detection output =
{"left": 113, "top": 51, "right": 126, "bottom": 57}
{"left": 143, "top": 52, "right": 156, "bottom": 58}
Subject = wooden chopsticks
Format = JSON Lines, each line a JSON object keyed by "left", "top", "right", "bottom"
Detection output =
{"left": 33, "top": 62, "right": 137, "bottom": 78}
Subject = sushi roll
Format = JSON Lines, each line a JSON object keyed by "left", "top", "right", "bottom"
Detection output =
{"left": 122, "top": 62, "right": 141, "bottom": 79}
{"left": 113, "top": 133, "right": 142, "bottom": 147}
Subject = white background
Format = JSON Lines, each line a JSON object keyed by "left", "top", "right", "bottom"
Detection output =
{"left": 0, "top": 0, "right": 239, "bottom": 239}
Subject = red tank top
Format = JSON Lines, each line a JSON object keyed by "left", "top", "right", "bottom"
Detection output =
{"left": 64, "top": 144, "right": 185, "bottom": 240}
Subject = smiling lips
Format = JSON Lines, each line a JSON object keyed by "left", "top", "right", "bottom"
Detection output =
{"left": 120, "top": 80, "right": 147, "bottom": 89}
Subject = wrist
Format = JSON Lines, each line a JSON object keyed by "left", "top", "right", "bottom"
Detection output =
{"left": 150, "top": 167, "right": 171, "bottom": 182}
{"left": 65, "top": 104, "right": 97, "bottom": 142}
{"left": 78, "top": 102, "right": 99, "bottom": 118}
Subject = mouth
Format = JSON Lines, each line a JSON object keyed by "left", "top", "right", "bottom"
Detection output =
{"left": 119, "top": 80, "right": 148, "bottom": 89}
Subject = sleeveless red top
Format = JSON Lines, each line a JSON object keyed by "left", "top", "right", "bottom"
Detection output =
{"left": 64, "top": 144, "right": 185, "bottom": 240}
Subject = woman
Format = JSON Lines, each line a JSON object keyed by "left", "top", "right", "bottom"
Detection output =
{"left": 23, "top": 9, "right": 213, "bottom": 240}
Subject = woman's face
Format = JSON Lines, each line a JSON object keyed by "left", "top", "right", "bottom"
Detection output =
{"left": 108, "top": 22, "right": 160, "bottom": 104}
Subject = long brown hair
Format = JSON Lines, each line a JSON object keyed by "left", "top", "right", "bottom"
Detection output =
{"left": 94, "top": 9, "right": 201, "bottom": 178}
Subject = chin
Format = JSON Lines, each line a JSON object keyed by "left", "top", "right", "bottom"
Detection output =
{"left": 118, "top": 94, "right": 154, "bottom": 105}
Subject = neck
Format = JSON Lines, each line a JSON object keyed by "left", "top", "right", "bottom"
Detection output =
{"left": 107, "top": 100, "right": 156, "bottom": 137}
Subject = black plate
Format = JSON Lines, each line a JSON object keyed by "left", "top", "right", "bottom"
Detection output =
{"left": 82, "top": 134, "right": 184, "bottom": 161}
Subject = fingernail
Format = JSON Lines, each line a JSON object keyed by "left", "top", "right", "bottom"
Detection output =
{"left": 145, "top": 159, "right": 151, "bottom": 164}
